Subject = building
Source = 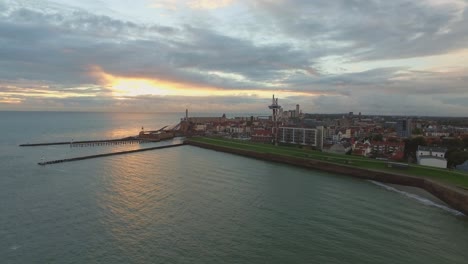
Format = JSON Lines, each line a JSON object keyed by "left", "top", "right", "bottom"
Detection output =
{"left": 352, "top": 142, "right": 372, "bottom": 157}
{"left": 370, "top": 141, "right": 405, "bottom": 160}
{"left": 188, "top": 116, "right": 226, "bottom": 124}
{"left": 416, "top": 146, "right": 447, "bottom": 168}
{"left": 371, "top": 141, "right": 405, "bottom": 155}
{"left": 278, "top": 126, "right": 323, "bottom": 149}
{"left": 251, "top": 129, "right": 273, "bottom": 143}
{"left": 396, "top": 119, "right": 412, "bottom": 138}
{"left": 323, "top": 143, "right": 352, "bottom": 155}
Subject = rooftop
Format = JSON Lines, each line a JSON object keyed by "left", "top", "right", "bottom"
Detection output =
{"left": 418, "top": 146, "right": 447, "bottom": 153}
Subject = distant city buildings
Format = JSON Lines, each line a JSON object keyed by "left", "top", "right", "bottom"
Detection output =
{"left": 396, "top": 119, "right": 412, "bottom": 138}
{"left": 179, "top": 96, "right": 467, "bottom": 170}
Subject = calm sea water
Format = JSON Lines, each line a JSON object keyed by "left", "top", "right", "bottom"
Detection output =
{"left": 1, "top": 111, "right": 467, "bottom": 264}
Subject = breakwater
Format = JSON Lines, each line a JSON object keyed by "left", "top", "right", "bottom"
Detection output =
{"left": 186, "top": 140, "right": 468, "bottom": 216}
{"left": 38, "top": 143, "right": 185, "bottom": 165}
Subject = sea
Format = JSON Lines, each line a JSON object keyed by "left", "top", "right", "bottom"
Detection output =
{"left": 1, "top": 111, "right": 467, "bottom": 264}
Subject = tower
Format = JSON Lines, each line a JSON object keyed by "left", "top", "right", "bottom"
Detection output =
{"left": 268, "top": 95, "right": 281, "bottom": 145}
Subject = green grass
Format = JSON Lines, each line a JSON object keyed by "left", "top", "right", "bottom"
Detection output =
{"left": 188, "top": 137, "right": 468, "bottom": 189}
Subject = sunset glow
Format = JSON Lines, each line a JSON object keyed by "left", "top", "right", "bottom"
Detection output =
{"left": 92, "top": 66, "right": 323, "bottom": 99}
{"left": 1, "top": 0, "right": 467, "bottom": 115}
{"left": 0, "top": 97, "right": 22, "bottom": 104}
{"left": 111, "top": 78, "right": 171, "bottom": 97}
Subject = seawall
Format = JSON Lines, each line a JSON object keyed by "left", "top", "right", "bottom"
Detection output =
{"left": 186, "top": 140, "right": 468, "bottom": 216}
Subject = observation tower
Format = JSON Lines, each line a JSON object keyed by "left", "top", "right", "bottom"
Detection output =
{"left": 268, "top": 95, "right": 281, "bottom": 145}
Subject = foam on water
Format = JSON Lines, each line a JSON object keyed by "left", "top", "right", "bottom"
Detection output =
{"left": 369, "top": 180, "right": 464, "bottom": 216}
{"left": 10, "top": 245, "right": 21, "bottom": 251}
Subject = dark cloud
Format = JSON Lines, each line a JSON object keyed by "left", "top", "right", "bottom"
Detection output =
{"left": 0, "top": 5, "right": 316, "bottom": 91}
{"left": 0, "top": 0, "right": 468, "bottom": 116}
{"left": 250, "top": 0, "right": 468, "bottom": 60}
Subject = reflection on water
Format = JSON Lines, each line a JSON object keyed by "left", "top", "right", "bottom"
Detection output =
{"left": 97, "top": 150, "right": 175, "bottom": 251}
{"left": 2, "top": 112, "right": 468, "bottom": 264}
{"left": 103, "top": 127, "right": 141, "bottom": 139}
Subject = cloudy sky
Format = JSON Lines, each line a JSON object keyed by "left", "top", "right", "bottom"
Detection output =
{"left": 1, "top": 0, "right": 467, "bottom": 115}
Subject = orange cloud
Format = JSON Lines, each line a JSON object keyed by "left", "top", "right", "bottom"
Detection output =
{"left": 89, "top": 65, "right": 329, "bottom": 99}
{"left": 0, "top": 81, "right": 99, "bottom": 103}
{"left": 0, "top": 97, "right": 22, "bottom": 104}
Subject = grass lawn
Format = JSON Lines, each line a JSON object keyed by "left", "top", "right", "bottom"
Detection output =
{"left": 188, "top": 137, "right": 468, "bottom": 189}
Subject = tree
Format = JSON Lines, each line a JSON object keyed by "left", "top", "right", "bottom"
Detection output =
{"left": 412, "top": 128, "right": 422, "bottom": 135}
{"left": 404, "top": 137, "right": 427, "bottom": 162}
{"left": 372, "top": 134, "right": 383, "bottom": 142}
{"left": 247, "top": 116, "right": 254, "bottom": 127}
{"left": 442, "top": 138, "right": 463, "bottom": 149}
{"left": 446, "top": 151, "right": 468, "bottom": 168}
{"left": 463, "top": 137, "right": 468, "bottom": 148}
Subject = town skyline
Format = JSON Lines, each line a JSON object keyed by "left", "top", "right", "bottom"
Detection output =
{"left": 1, "top": 0, "right": 468, "bottom": 116}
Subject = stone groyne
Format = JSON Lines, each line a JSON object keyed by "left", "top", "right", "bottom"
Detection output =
{"left": 186, "top": 140, "right": 468, "bottom": 216}
{"left": 38, "top": 143, "right": 185, "bottom": 165}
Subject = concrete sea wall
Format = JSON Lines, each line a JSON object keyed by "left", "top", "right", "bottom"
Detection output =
{"left": 187, "top": 140, "right": 468, "bottom": 216}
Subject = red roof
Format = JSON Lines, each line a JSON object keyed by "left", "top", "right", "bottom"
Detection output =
{"left": 371, "top": 141, "right": 404, "bottom": 147}
{"left": 252, "top": 130, "right": 272, "bottom": 136}
{"left": 352, "top": 149, "right": 366, "bottom": 156}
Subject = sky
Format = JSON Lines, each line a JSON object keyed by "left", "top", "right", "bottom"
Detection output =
{"left": 0, "top": 0, "right": 467, "bottom": 116}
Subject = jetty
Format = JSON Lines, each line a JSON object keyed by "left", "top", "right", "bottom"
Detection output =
{"left": 20, "top": 138, "right": 153, "bottom": 147}
{"left": 38, "top": 143, "right": 185, "bottom": 165}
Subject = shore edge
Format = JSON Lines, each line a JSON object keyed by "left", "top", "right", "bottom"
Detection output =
{"left": 186, "top": 139, "right": 468, "bottom": 216}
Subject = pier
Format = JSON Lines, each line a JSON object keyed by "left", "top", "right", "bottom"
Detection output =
{"left": 20, "top": 138, "right": 154, "bottom": 147}
{"left": 38, "top": 143, "right": 185, "bottom": 166}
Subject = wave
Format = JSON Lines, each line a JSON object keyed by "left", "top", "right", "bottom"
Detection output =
{"left": 10, "top": 245, "right": 21, "bottom": 250}
{"left": 369, "top": 180, "right": 464, "bottom": 216}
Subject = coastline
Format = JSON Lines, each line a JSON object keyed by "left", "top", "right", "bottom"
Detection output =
{"left": 186, "top": 139, "right": 468, "bottom": 216}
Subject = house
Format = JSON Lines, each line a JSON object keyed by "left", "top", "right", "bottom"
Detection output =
{"left": 352, "top": 142, "right": 372, "bottom": 157}
{"left": 416, "top": 146, "right": 447, "bottom": 169}
{"left": 371, "top": 141, "right": 405, "bottom": 160}
{"left": 251, "top": 129, "right": 272, "bottom": 143}
{"left": 417, "top": 146, "right": 447, "bottom": 158}
{"left": 390, "top": 150, "right": 405, "bottom": 161}
{"left": 323, "top": 143, "right": 352, "bottom": 155}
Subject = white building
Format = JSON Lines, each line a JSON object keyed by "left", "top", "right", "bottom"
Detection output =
{"left": 195, "top": 124, "right": 206, "bottom": 131}
{"left": 416, "top": 146, "right": 447, "bottom": 169}
{"left": 323, "top": 143, "right": 352, "bottom": 155}
{"left": 278, "top": 126, "right": 323, "bottom": 150}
